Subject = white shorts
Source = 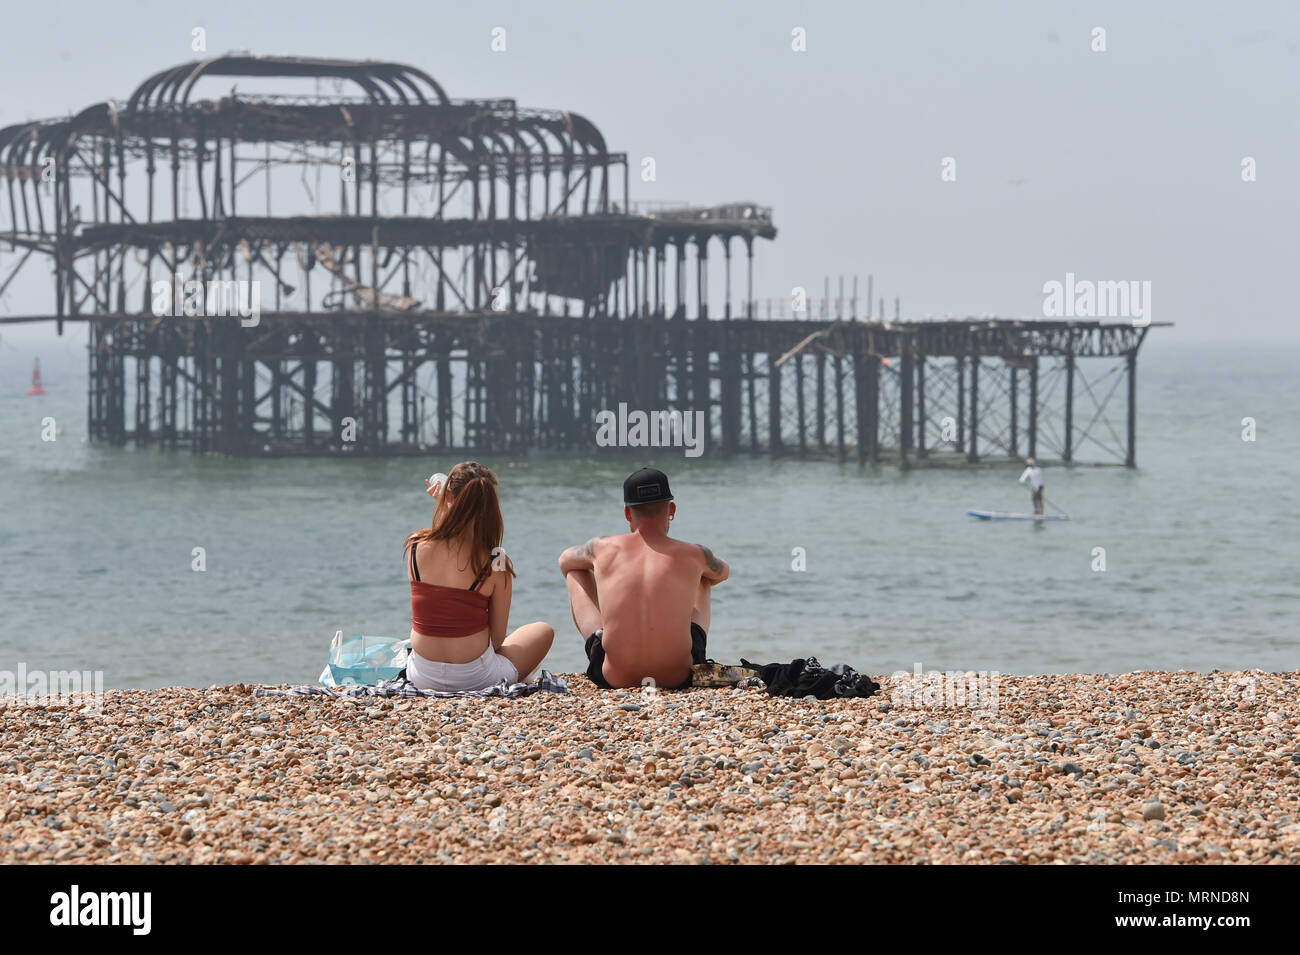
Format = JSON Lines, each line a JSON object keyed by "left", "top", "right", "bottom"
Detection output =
{"left": 405, "top": 643, "right": 519, "bottom": 692}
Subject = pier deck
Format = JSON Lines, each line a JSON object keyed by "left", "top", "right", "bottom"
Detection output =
{"left": 53, "top": 310, "right": 1150, "bottom": 466}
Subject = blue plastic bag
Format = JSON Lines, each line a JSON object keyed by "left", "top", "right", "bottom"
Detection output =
{"left": 325, "top": 632, "right": 409, "bottom": 686}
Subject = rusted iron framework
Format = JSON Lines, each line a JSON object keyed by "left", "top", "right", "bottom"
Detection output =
{"left": 0, "top": 56, "right": 1152, "bottom": 465}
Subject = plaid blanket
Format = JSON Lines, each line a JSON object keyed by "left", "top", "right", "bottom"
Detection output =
{"left": 253, "top": 670, "right": 569, "bottom": 700}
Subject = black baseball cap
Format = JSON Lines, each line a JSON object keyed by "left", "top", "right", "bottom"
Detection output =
{"left": 623, "top": 467, "right": 673, "bottom": 506}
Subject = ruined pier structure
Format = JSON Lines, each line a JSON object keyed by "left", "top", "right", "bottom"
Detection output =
{"left": 0, "top": 56, "right": 1151, "bottom": 464}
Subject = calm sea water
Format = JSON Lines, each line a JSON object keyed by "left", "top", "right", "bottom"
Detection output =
{"left": 1, "top": 338, "right": 1296, "bottom": 688}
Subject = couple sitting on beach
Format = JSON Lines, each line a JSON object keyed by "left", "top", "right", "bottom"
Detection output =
{"left": 403, "top": 462, "right": 729, "bottom": 693}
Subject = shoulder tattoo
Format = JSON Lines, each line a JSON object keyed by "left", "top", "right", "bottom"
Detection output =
{"left": 700, "top": 545, "right": 725, "bottom": 575}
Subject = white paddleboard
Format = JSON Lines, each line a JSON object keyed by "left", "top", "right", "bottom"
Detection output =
{"left": 966, "top": 509, "right": 1069, "bottom": 521}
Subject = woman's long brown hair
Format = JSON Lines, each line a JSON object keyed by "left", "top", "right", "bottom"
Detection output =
{"left": 404, "top": 461, "right": 516, "bottom": 579}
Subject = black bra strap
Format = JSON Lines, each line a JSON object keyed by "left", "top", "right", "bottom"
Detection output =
{"left": 468, "top": 558, "right": 494, "bottom": 592}
{"left": 412, "top": 543, "right": 491, "bottom": 589}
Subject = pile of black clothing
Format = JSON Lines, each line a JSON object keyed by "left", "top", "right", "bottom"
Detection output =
{"left": 741, "top": 657, "right": 879, "bottom": 700}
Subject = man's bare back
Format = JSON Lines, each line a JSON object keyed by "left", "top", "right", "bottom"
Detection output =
{"left": 591, "top": 532, "right": 724, "bottom": 687}
{"left": 559, "top": 469, "right": 728, "bottom": 689}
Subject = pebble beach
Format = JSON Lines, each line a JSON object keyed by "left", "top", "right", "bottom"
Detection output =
{"left": 3, "top": 670, "right": 1298, "bottom": 864}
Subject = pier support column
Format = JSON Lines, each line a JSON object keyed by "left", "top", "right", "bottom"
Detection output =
{"left": 303, "top": 355, "right": 316, "bottom": 450}
{"left": 400, "top": 357, "right": 416, "bottom": 447}
{"left": 745, "top": 238, "right": 754, "bottom": 320}
{"left": 723, "top": 239, "right": 731, "bottom": 319}
{"left": 1028, "top": 358, "right": 1038, "bottom": 460}
{"left": 482, "top": 346, "right": 504, "bottom": 453}
{"left": 654, "top": 244, "right": 665, "bottom": 317}
{"left": 856, "top": 351, "right": 878, "bottom": 466}
{"left": 332, "top": 355, "right": 355, "bottom": 452}
{"left": 135, "top": 349, "right": 151, "bottom": 447}
{"left": 108, "top": 335, "right": 127, "bottom": 446}
{"left": 696, "top": 238, "right": 709, "bottom": 320}
{"left": 438, "top": 340, "right": 453, "bottom": 447}
{"left": 1009, "top": 365, "right": 1018, "bottom": 459}
{"left": 87, "top": 324, "right": 99, "bottom": 441}
{"left": 815, "top": 354, "right": 827, "bottom": 452}
{"left": 955, "top": 356, "right": 965, "bottom": 453}
{"left": 745, "top": 352, "right": 758, "bottom": 451}
{"left": 795, "top": 356, "right": 807, "bottom": 456}
{"left": 694, "top": 321, "right": 712, "bottom": 448}
{"left": 720, "top": 328, "right": 741, "bottom": 454}
{"left": 363, "top": 318, "right": 386, "bottom": 452}
{"left": 195, "top": 332, "right": 211, "bottom": 455}
{"left": 1064, "top": 350, "right": 1075, "bottom": 463}
{"left": 768, "top": 353, "right": 783, "bottom": 457}
{"left": 674, "top": 241, "right": 686, "bottom": 319}
{"left": 835, "top": 355, "right": 845, "bottom": 463}
{"left": 899, "top": 345, "right": 914, "bottom": 462}
{"left": 676, "top": 285, "right": 690, "bottom": 407}
{"left": 242, "top": 358, "right": 256, "bottom": 451}
{"left": 218, "top": 324, "right": 243, "bottom": 455}
{"left": 162, "top": 336, "right": 178, "bottom": 450}
{"left": 916, "top": 356, "right": 927, "bottom": 458}
{"left": 967, "top": 357, "right": 979, "bottom": 463}
{"left": 1126, "top": 350, "right": 1137, "bottom": 467}
{"left": 272, "top": 359, "right": 284, "bottom": 444}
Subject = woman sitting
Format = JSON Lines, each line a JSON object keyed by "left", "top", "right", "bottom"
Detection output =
{"left": 404, "top": 461, "right": 553, "bottom": 690}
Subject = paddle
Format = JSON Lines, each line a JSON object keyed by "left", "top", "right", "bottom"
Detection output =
{"left": 1041, "top": 493, "right": 1070, "bottom": 520}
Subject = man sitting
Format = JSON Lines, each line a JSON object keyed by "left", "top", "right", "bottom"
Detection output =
{"left": 558, "top": 467, "right": 729, "bottom": 689}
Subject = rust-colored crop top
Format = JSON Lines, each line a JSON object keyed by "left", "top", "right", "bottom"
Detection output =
{"left": 409, "top": 545, "right": 492, "bottom": 638}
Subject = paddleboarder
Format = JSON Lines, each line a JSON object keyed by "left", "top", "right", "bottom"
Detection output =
{"left": 1018, "top": 457, "right": 1044, "bottom": 516}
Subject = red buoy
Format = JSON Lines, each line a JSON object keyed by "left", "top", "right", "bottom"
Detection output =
{"left": 25, "top": 357, "right": 46, "bottom": 395}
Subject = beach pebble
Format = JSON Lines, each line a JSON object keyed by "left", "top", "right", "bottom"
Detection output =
{"left": 2, "top": 672, "right": 1295, "bottom": 864}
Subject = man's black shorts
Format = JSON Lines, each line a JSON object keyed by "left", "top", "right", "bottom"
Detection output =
{"left": 584, "top": 623, "right": 707, "bottom": 690}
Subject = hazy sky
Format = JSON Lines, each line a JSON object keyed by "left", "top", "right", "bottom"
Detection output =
{"left": 1, "top": 0, "right": 1297, "bottom": 348}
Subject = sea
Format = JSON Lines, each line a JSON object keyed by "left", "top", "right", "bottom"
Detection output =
{"left": 1, "top": 336, "right": 1296, "bottom": 689}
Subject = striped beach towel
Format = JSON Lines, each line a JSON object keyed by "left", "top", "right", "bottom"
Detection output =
{"left": 253, "top": 670, "right": 569, "bottom": 700}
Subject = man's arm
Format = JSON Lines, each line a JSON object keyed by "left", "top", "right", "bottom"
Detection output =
{"left": 698, "top": 545, "right": 730, "bottom": 584}
{"left": 558, "top": 537, "right": 600, "bottom": 575}
{"left": 1017, "top": 467, "right": 1030, "bottom": 484}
